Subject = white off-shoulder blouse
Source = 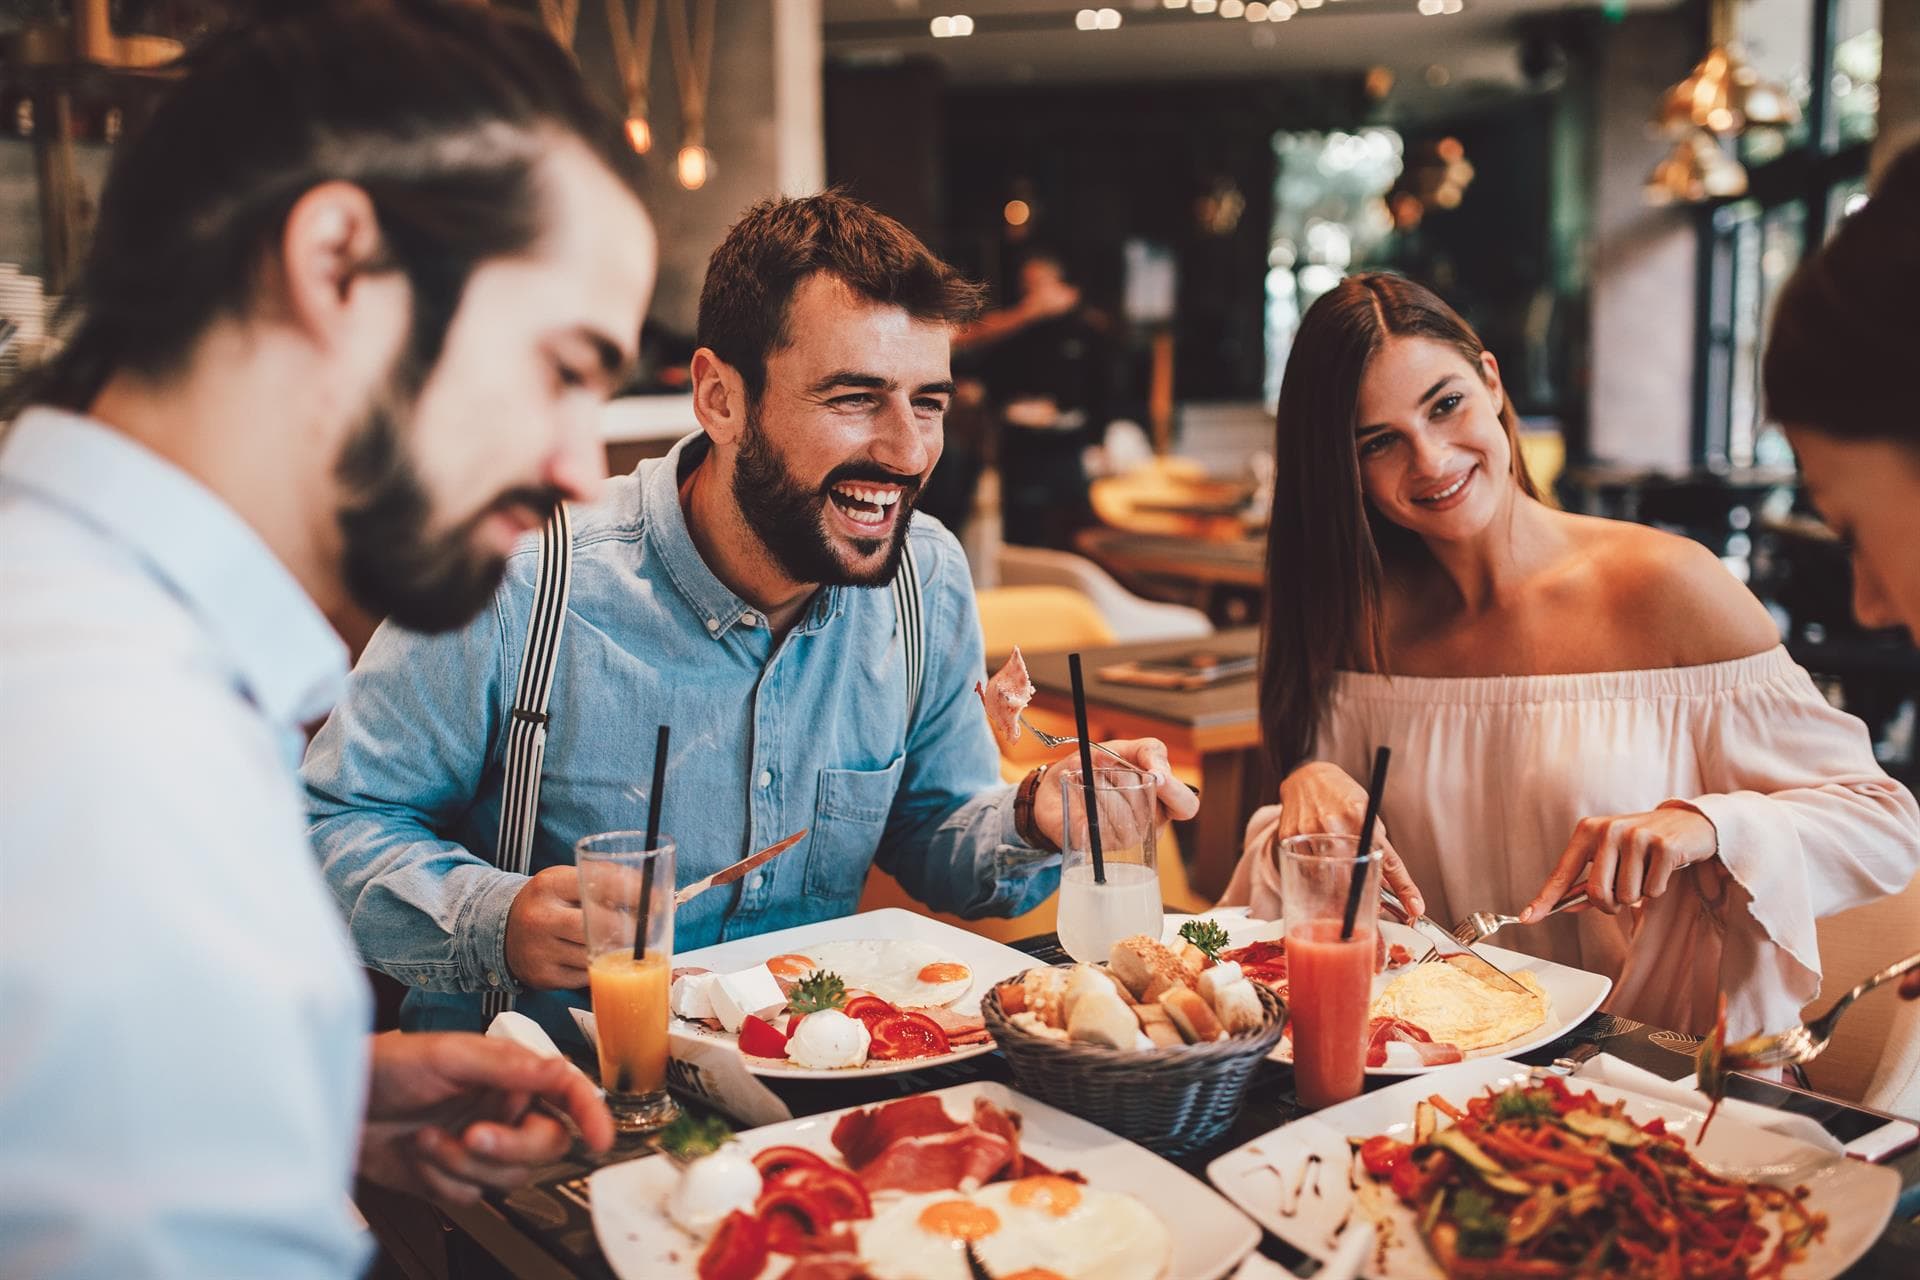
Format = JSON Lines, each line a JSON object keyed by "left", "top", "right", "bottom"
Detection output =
{"left": 1243, "top": 647, "right": 1920, "bottom": 1040}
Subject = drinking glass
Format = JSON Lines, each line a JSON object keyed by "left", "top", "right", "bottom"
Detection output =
{"left": 575, "top": 831, "right": 678, "bottom": 1136}
{"left": 1277, "top": 833, "right": 1383, "bottom": 1109}
{"left": 1056, "top": 766, "right": 1162, "bottom": 963}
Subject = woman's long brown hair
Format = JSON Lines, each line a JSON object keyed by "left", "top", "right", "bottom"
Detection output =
{"left": 1259, "top": 273, "right": 1537, "bottom": 775}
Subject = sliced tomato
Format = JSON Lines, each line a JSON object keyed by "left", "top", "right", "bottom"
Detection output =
{"left": 866, "top": 1010, "right": 950, "bottom": 1060}
{"left": 752, "top": 1145, "right": 831, "bottom": 1183}
{"left": 840, "top": 995, "right": 897, "bottom": 1029}
{"left": 1359, "top": 1135, "right": 1410, "bottom": 1179}
{"left": 1390, "top": 1151, "right": 1448, "bottom": 1205}
{"left": 755, "top": 1183, "right": 844, "bottom": 1253}
{"left": 738, "top": 1014, "right": 790, "bottom": 1059}
{"left": 696, "top": 1210, "right": 767, "bottom": 1280}
{"left": 766, "top": 1163, "right": 872, "bottom": 1222}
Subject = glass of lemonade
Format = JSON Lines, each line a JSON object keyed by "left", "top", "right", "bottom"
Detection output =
{"left": 1056, "top": 766, "right": 1162, "bottom": 963}
{"left": 575, "top": 831, "right": 678, "bottom": 1136}
{"left": 1277, "top": 833, "right": 1383, "bottom": 1109}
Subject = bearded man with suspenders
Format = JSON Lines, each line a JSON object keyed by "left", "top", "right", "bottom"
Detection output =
{"left": 303, "top": 192, "right": 1198, "bottom": 1049}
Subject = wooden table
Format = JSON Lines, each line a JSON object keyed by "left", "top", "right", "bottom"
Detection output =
{"left": 1076, "top": 527, "right": 1267, "bottom": 627}
{"left": 448, "top": 932, "right": 1920, "bottom": 1279}
{"left": 1022, "top": 629, "right": 1264, "bottom": 899}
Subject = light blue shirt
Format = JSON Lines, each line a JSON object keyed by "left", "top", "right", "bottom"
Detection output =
{"left": 303, "top": 433, "right": 1058, "bottom": 1048}
{"left": 0, "top": 408, "right": 372, "bottom": 1279}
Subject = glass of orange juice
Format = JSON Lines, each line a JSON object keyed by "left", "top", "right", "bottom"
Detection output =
{"left": 1278, "top": 833, "right": 1383, "bottom": 1110}
{"left": 576, "top": 831, "right": 678, "bottom": 1136}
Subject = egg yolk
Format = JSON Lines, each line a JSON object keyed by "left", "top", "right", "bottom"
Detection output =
{"left": 916, "top": 1199, "right": 1001, "bottom": 1240}
{"left": 766, "top": 954, "right": 817, "bottom": 981}
{"left": 1008, "top": 1175, "right": 1083, "bottom": 1216}
{"left": 918, "top": 961, "right": 971, "bottom": 983}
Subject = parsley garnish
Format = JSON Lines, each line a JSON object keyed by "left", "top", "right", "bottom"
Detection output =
{"left": 789, "top": 969, "right": 848, "bottom": 1015}
{"left": 1178, "top": 918, "right": 1232, "bottom": 962}
{"left": 657, "top": 1112, "right": 733, "bottom": 1162}
{"left": 1493, "top": 1088, "right": 1558, "bottom": 1124}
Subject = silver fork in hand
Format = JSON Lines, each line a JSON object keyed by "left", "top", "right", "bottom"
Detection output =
{"left": 1720, "top": 948, "right": 1920, "bottom": 1073}
{"left": 1017, "top": 713, "right": 1135, "bottom": 768}
{"left": 1414, "top": 891, "right": 1589, "bottom": 964}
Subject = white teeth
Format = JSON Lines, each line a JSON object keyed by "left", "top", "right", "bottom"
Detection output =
{"left": 833, "top": 484, "right": 902, "bottom": 507}
{"left": 1419, "top": 472, "right": 1470, "bottom": 502}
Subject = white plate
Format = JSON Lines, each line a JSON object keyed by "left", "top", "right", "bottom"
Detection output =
{"left": 672, "top": 908, "right": 1039, "bottom": 1079}
{"left": 1207, "top": 1058, "right": 1899, "bottom": 1280}
{"left": 590, "top": 1080, "right": 1260, "bottom": 1280}
{"left": 1165, "top": 909, "right": 1612, "bottom": 1075}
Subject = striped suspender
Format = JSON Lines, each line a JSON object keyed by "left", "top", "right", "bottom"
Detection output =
{"left": 481, "top": 521, "right": 924, "bottom": 1018}
{"left": 483, "top": 503, "right": 574, "bottom": 1019}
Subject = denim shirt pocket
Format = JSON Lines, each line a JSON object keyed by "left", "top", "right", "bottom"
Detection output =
{"left": 804, "top": 755, "right": 905, "bottom": 909}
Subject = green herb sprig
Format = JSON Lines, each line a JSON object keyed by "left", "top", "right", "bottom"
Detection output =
{"left": 788, "top": 969, "right": 848, "bottom": 1015}
{"left": 1178, "top": 918, "right": 1232, "bottom": 962}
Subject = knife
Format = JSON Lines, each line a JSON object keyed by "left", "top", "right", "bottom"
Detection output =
{"left": 1381, "top": 888, "right": 1532, "bottom": 995}
{"left": 673, "top": 829, "right": 809, "bottom": 906}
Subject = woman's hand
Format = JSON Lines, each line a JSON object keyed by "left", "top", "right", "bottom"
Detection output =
{"left": 1522, "top": 802, "right": 1719, "bottom": 921}
{"left": 1217, "top": 761, "right": 1425, "bottom": 918}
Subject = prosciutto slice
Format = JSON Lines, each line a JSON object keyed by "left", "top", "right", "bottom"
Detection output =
{"left": 826, "top": 1096, "right": 1075, "bottom": 1194}
{"left": 1365, "top": 1016, "right": 1464, "bottom": 1068}
{"left": 830, "top": 1095, "right": 960, "bottom": 1169}
{"left": 975, "top": 646, "right": 1035, "bottom": 747}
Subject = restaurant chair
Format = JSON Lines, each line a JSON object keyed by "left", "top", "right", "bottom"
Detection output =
{"left": 1805, "top": 870, "right": 1920, "bottom": 1118}
{"left": 996, "top": 545, "right": 1213, "bottom": 647}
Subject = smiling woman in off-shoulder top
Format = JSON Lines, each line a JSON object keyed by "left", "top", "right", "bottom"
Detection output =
{"left": 1220, "top": 272, "right": 1920, "bottom": 1043}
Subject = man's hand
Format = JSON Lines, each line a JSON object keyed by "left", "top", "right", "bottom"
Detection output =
{"left": 1030, "top": 737, "right": 1199, "bottom": 850}
{"left": 504, "top": 865, "right": 588, "bottom": 990}
{"left": 1523, "top": 803, "right": 1719, "bottom": 920}
{"left": 359, "top": 1030, "right": 613, "bottom": 1206}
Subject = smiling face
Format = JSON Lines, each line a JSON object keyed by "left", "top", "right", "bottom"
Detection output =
{"left": 1786, "top": 426, "right": 1920, "bottom": 639}
{"left": 336, "top": 139, "right": 654, "bottom": 631}
{"left": 729, "top": 272, "right": 953, "bottom": 588}
{"left": 1352, "top": 335, "right": 1513, "bottom": 545}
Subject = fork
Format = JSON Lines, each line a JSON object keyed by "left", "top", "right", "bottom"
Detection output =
{"left": 1412, "top": 891, "right": 1589, "bottom": 964}
{"left": 1717, "top": 947, "right": 1920, "bottom": 1073}
{"left": 1018, "top": 713, "right": 1136, "bottom": 769}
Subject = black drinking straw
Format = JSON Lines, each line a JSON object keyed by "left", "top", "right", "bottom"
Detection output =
{"left": 1067, "top": 653, "right": 1106, "bottom": 885}
{"left": 1340, "top": 746, "right": 1391, "bottom": 941}
{"left": 634, "top": 723, "right": 669, "bottom": 962}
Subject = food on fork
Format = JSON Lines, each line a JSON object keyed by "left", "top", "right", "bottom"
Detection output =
{"left": 974, "top": 645, "right": 1036, "bottom": 748}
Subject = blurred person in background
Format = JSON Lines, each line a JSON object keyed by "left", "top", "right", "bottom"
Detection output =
{"left": 0, "top": 4, "right": 653, "bottom": 1273}
{"left": 1764, "top": 141, "right": 1920, "bottom": 999}
{"left": 1220, "top": 272, "right": 1919, "bottom": 1042}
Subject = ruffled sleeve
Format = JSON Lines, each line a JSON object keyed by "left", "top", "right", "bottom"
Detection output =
{"left": 1679, "top": 648, "right": 1920, "bottom": 1036}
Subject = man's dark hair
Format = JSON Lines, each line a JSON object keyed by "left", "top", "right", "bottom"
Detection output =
{"left": 696, "top": 191, "right": 982, "bottom": 400}
{"left": 19, "top": 0, "right": 635, "bottom": 414}
{"left": 1765, "top": 142, "right": 1920, "bottom": 443}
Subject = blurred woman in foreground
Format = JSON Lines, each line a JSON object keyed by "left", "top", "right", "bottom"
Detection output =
{"left": 1221, "top": 271, "right": 1919, "bottom": 1038}
{"left": 1764, "top": 142, "right": 1920, "bottom": 1000}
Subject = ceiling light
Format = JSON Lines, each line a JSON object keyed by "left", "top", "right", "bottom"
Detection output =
{"left": 1220, "top": 0, "right": 1245, "bottom": 17}
{"left": 1246, "top": 2, "right": 1267, "bottom": 18}
{"left": 676, "top": 144, "right": 711, "bottom": 191}
{"left": 1192, "top": 0, "right": 1218, "bottom": 12}
{"left": 1076, "top": 8, "right": 1097, "bottom": 28}
{"left": 1417, "top": 0, "right": 1443, "bottom": 14}
{"left": 1098, "top": 6, "right": 1122, "bottom": 26}
{"left": 1298, "top": 0, "right": 1323, "bottom": 8}
{"left": 1643, "top": 129, "right": 1749, "bottom": 204}
{"left": 1440, "top": 0, "right": 1463, "bottom": 12}
{"left": 1269, "top": 1, "right": 1295, "bottom": 18}
{"left": 1164, "top": 0, "right": 1189, "bottom": 7}
{"left": 624, "top": 117, "right": 653, "bottom": 154}
{"left": 1004, "top": 199, "right": 1031, "bottom": 226}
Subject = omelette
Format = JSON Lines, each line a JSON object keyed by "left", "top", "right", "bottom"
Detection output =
{"left": 1370, "top": 958, "right": 1550, "bottom": 1053}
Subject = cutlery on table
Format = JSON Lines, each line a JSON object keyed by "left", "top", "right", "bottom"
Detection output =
{"left": 1017, "top": 713, "right": 1136, "bottom": 768}
{"left": 673, "top": 830, "right": 809, "bottom": 906}
{"left": 1412, "top": 890, "right": 1590, "bottom": 963}
{"left": 1716, "top": 947, "right": 1920, "bottom": 1073}
{"left": 1381, "top": 888, "right": 1532, "bottom": 996}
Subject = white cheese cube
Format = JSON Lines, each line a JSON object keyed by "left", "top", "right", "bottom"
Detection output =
{"left": 669, "top": 972, "right": 719, "bottom": 1021}
{"left": 708, "top": 964, "right": 787, "bottom": 1034}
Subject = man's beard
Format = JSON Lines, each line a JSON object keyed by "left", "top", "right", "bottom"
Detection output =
{"left": 731, "top": 404, "right": 921, "bottom": 589}
{"left": 333, "top": 367, "right": 566, "bottom": 634}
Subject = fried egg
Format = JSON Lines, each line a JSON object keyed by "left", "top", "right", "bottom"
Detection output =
{"left": 1370, "top": 960, "right": 1550, "bottom": 1052}
{"left": 855, "top": 1181, "right": 1169, "bottom": 1280}
{"left": 971, "top": 1177, "right": 1171, "bottom": 1280}
{"left": 792, "top": 939, "right": 974, "bottom": 1009}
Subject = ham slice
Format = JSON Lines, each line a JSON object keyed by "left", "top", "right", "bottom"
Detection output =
{"left": 914, "top": 1005, "right": 986, "bottom": 1040}
{"left": 975, "top": 647, "right": 1035, "bottom": 747}
{"left": 854, "top": 1126, "right": 1014, "bottom": 1193}
{"left": 1365, "top": 1016, "right": 1464, "bottom": 1068}
{"left": 830, "top": 1095, "right": 961, "bottom": 1169}
{"left": 828, "top": 1096, "right": 1075, "bottom": 1194}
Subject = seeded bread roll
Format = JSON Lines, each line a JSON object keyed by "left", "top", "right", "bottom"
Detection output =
{"left": 1210, "top": 977, "right": 1266, "bottom": 1035}
{"left": 1067, "top": 987, "right": 1141, "bottom": 1050}
{"left": 1109, "top": 935, "right": 1191, "bottom": 1003}
{"left": 1173, "top": 941, "right": 1208, "bottom": 981}
{"left": 1022, "top": 967, "right": 1067, "bottom": 1029}
{"left": 1161, "top": 986, "right": 1226, "bottom": 1043}
{"left": 1197, "top": 961, "right": 1245, "bottom": 1007}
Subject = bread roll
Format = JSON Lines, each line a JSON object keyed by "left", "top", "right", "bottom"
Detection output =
{"left": 1134, "top": 1004, "right": 1185, "bottom": 1049}
{"left": 1210, "top": 978, "right": 1266, "bottom": 1035}
{"left": 1062, "top": 964, "right": 1110, "bottom": 1020}
{"left": 1010, "top": 1011, "right": 1069, "bottom": 1042}
{"left": 1173, "top": 941, "right": 1208, "bottom": 981}
{"left": 1162, "top": 986, "right": 1225, "bottom": 1043}
{"left": 1067, "top": 988, "right": 1141, "bottom": 1051}
{"left": 1022, "top": 967, "right": 1067, "bottom": 1029}
{"left": 1197, "top": 961, "right": 1245, "bottom": 1007}
{"left": 1109, "top": 935, "right": 1191, "bottom": 1002}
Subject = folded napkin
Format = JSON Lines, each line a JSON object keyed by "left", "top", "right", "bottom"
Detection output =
{"left": 1575, "top": 1052, "right": 1843, "bottom": 1155}
{"left": 486, "top": 1009, "right": 564, "bottom": 1059}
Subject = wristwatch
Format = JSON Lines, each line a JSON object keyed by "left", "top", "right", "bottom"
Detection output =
{"left": 1013, "top": 764, "right": 1061, "bottom": 854}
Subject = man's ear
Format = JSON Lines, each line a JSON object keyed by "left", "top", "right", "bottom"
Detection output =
{"left": 690, "top": 347, "right": 751, "bottom": 447}
{"left": 276, "top": 181, "right": 396, "bottom": 351}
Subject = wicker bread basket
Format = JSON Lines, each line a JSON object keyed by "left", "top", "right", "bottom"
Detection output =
{"left": 981, "top": 966, "right": 1287, "bottom": 1157}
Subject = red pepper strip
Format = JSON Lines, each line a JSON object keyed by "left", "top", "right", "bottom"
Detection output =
{"left": 1476, "top": 1129, "right": 1597, "bottom": 1174}
{"left": 1429, "top": 1094, "right": 1467, "bottom": 1122}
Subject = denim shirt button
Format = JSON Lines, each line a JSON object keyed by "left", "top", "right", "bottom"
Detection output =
{"left": 486, "top": 970, "right": 500, "bottom": 986}
{"left": 748, "top": 874, "right": 763, "bottom": 889}
{"left": 742, "top": 612, "right": 759, "bottom": 627}
{"left": 758, "top": 770, "right": 773, "bottom": 788}
{"left": 705, "top": 617, "right": 719, "bottom": 633}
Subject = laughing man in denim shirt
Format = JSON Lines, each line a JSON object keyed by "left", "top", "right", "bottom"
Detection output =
{"left": 303, "top": 193, "right": 1198, "bottom": 1049}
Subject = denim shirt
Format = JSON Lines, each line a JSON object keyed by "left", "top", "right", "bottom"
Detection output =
{"left": 304, "top": 433, "right": 1057, "bottom": 1046}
